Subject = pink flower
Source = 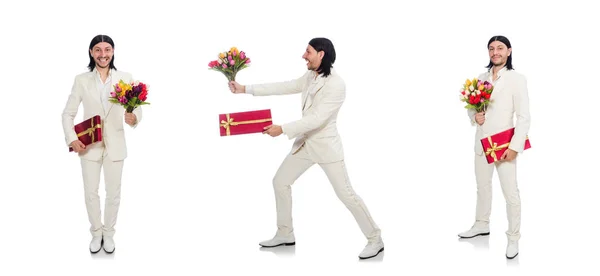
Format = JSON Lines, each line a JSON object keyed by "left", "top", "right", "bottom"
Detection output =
{"left": 115, "top": 85, "right": 121, "bottom": 92}
{"left": 229, "top": 59, "right": 235, "bottom": 65}
{"left": 118, "top": 96, "right": 127, "bottom": 104}
{"left": 228, "top": 55, "right": 233, "bottom": 61}
{"left": 240, "top": 51, "right": 246, "bottom": 59}
{"left": 222, "top": 64, "right": 227, "bottom": 68}
{"left": 245, "top": 58, "right": 251, "bottom": 64}
{"left": 110, "top": 91, "right": 116, "bottom": 97}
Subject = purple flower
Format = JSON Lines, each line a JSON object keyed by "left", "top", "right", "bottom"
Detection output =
{"left": 132, "top": 85, "right": 142, "bottom": 95}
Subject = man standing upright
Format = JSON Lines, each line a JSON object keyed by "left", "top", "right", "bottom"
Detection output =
{"left": 228, "top": 38, "right": 384, "bottom": 259}
{"left": 62, "top": 34, "right": 142, "bottom": 254}
{"left": 458, "top": 35, "right": 530, "bottom": 259}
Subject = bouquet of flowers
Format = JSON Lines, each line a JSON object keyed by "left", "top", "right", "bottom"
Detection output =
{"left": 460, "top": 78, "right": 493, "bottom": 112}
{"left": 208, "top": 47, "right": 251, "bottom": 81}
{"left": 109, "top": 80, "right": 150, "bottom": 113}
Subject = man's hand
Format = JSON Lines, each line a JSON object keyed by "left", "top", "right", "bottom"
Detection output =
{"left": 475, "top": 112, "right": 485, "bottom": 125}
{"left": 70, "top": 140, "right": 86, "bottom": 153}
{"left": 263, "top": 124, "right": 282, "bottom": 137}
{"left": 500, "top": 148, "right": 518, "bottom": 162}
{"left": 125, "top": 112, "right": 137, "bottom": 126}
{"left": 229, "top": 81, "right": 246, "bottom": 94}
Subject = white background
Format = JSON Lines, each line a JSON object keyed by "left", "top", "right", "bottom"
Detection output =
{"left": 1, "top": 0, "right": 598, "bottom": 275}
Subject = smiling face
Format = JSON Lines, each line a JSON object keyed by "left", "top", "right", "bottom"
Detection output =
{"left": 89, "top": 42, "right": 113, "bottom": 69}
{"left": 488, "top": 40, "right": 511, "bottom": 67}
{"left": 302, "top": 45, "right": 324, "bottom": 71}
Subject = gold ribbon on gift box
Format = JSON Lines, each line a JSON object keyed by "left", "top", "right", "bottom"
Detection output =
{"left": 484, "top": 136, "right": 509, "bottom": 162}
{"left": 77, "top": 120, "right": 102, "bottom": 143}
{"left": 484, "top": 135, "right": 529, "bottom": 162}
{"left": 220, "top": 113, "right": 272, "bottom": 136}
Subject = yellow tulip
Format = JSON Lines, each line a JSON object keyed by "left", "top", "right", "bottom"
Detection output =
{"left": 219, "top": 52, "right": 226, "bottom": 59}
{"left": 465, "top": 79, "right": 472, "bottom": 86}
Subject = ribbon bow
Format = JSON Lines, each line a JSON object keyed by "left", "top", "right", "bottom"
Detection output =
{"left": 484, "top": 136, "right": 510, "bottom": 162}
{"left": 77, "top": 120, "right": 102, "bottom": 143}
{"left": 220, "top": 114, "right": 272, "bottom": 136}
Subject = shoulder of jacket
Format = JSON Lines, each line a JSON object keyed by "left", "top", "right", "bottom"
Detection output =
{"left": 327, "top": 72, "right": 345, "bottom": 87}
{"left": 114, "top": 70, "right": 133, "bottom": 79}
{"left": 75, "top": 71, "right": 92, "bottom": 80}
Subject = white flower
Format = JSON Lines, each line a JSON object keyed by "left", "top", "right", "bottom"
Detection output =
{"left": 217, "top": 59, "right": 223, "bottom": 64}
{"left": 469, "top": 85, "right": 474, "bottom": 92}
{"left": 471, "top": 92, "right": 476, "bottom": 97}
{"left": 476, "top": 90, "right": 481, "bottom": 95}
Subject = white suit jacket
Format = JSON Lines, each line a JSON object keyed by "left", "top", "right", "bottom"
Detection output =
{"left": 468, "top": 67, "right": 530, "bottom": 155}
{"left": 62, "top": 69, "right": 142, "bottom": 161}
{"left": 249, "top": 69, "right": 345, "bottom": 163}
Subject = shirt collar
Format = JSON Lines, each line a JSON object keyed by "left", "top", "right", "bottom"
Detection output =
{"left": 488, "top": 65, "right": 507, "bottom": 77}
{"left": 93, "top": 67, "right": 113, "bottom": 83}
{"left": 310, "top": 68, "right": 334, "bottom": 83}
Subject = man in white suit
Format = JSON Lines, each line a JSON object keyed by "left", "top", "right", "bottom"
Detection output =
{"left": 458, "top": 36, "right": 530, "bottom": 259}
{"left": 228, "top": 38, "right": 383, "bottom": 259}
{"left": 62, "top": 35, "right": 142, "bottom": 254}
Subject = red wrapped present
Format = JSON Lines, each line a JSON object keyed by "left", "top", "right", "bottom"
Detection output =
{"left": 69, "top": 115, "right": 102, "bottom": 152}
{"left": 480, "top": 127, "right": 531, "bottom": 163}
{"left": 219, "top": 109, "right": 272, "bottom": 136}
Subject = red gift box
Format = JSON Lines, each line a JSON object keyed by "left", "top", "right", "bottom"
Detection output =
{"left": 480, "top": 127, "right": 531, "bottom": 163}
{"left": 69, "top": 115, "right": 102, "bottom": 152}
{"left": 219, "top": 109, "right": 272, "bottom": 136}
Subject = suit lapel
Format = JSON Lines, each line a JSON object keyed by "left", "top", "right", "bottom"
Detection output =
{"left": 105, "top": 71, "right": 119, "bottom": 117}
{"left": 302, "top": 73, "right": 327, "bottom": 111}
{"left": 86, "top": 73, "right": 103, "bottom": 108}
{"left": 303, "top": 79, "right": 326, "bottom": 111}
{"left": 489, "top": 74, "right": 507, "bottom": 102}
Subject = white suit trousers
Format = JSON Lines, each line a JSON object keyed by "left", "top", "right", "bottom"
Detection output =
{"left": 272, "top": 147, "right": 381, "bottom": 242}
{"left": 80, "top": 151, "right": 124, "bottom": 237}
{"left": 474, "top": 153, "right": 521, "bottom": 241}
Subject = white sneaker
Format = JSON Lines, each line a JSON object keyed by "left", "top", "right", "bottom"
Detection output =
{"left": 506, "top": 240, "right": 518, "bottom": 259}
{"left": 458, "top": 226, "right": 490, "bottom": 238}
{"left": 103, "top": 236, "right": 115, "bottom": 253}
{"left": 359, "top": 240, "right": 384, "bottom": 259}
{"left": 89, "top": 236, "right": 103, "bottom": 253}
{"left": 259, "top": 235, "right": 295, "bottom": 248}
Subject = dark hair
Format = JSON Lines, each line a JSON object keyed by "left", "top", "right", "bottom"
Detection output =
{"left": 88, "top": 35, "right": 116, "bottom": 71}
{"left": 308, "top": 37, "right": 336, "bottom": 77}
{"left": 486, "top": 35, "right": 513, "bottom": 70}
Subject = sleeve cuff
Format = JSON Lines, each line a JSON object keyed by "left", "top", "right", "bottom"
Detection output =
{"left": 245, "top": 85, "right": 254, "bottom": 95}
{"left": 281, "top": 124, "right": 294, "bottom": 140}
